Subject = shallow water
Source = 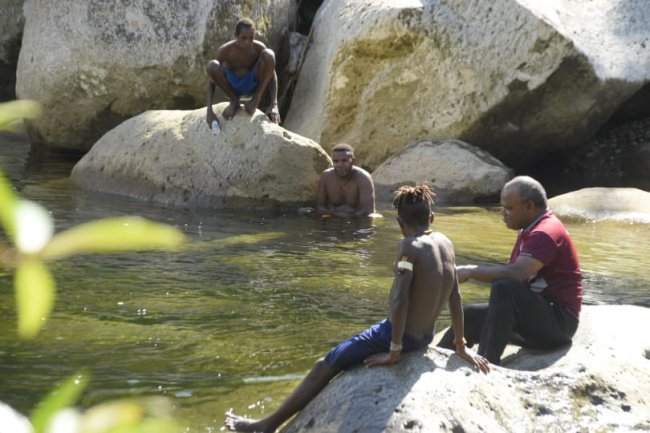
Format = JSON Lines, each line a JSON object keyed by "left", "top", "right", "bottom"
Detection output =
{"left": 0, "top": 139, "right": 648, "bottom": 432}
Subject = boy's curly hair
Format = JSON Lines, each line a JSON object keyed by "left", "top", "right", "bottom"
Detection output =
{"left": 393, "top": 184, "right": 436, "bottom": 226}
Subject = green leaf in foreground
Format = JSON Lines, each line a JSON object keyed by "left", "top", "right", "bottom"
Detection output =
{"left": 41, "top": 216, "right": 186, "bottom": 261}
{"left": 0, "top": 172, "right": 19, "bottom": 242}
{"left": 30, "top": 370, "right": 90, "bottom": 433}
{"left": 15, "top": 258, "right": 55, "bottom": 339}
{"left": 0, "top": 100, "right": 42, "bottom": 131}
{"left": 78, "top": 398, "right": 179, "bottom": 433}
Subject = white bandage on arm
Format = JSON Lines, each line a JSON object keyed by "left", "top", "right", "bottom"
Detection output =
{"left": 397, "top": 255, "right": 413, "bottom": 272}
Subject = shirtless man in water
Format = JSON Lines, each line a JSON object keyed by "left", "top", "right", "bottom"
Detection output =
{"left": 206, "top": 17, "right": 280, "bottom": 126}
{"left": 225, "top": 184, "right": 490, "bottom": 433}
{"left": 314, "top": 143, "right": 377, "bottom": 218}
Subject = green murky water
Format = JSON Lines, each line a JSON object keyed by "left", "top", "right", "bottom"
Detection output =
{"left": 1, "top": 140, "right": 648, "bottom": 432}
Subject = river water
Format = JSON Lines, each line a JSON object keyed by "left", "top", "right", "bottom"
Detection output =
{"left": 0, "top": 138, "right": 648, "bottom": 432}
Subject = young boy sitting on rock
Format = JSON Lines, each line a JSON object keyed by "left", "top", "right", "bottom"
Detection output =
{"left": 225, "top": 184, "right": 490, "bottom": 433}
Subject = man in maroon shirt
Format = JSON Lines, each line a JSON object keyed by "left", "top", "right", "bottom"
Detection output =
{"left": 438, "top": 176, "right": 582, "bottom": 365}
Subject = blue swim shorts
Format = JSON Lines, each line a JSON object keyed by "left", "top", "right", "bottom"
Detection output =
{"left": 224, "top": 67, "right": 258, "bottom": 97}
{"left": 324, "top": 319, "right": 433, "bottom": 371}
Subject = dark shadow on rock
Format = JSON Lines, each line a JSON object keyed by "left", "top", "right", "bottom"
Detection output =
{"left": 501, "top": 343, "right": 572, "bottom": 371}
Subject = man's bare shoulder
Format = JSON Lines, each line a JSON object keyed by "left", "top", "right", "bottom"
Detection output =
{"left": 352, "top": 166, "right": 372, "bottom": 180}
{"left": 253, "top": 40, "right": 267, "bottom": 51}
{"left": 350, "top": 166, "right": 374, "bottom": 186}
{"left": 217, "top": 41, "right": 237, "bottom": 57}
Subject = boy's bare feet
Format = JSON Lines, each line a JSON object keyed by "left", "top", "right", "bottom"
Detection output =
{"left": 224, "top": 409, "right": 271, "bottom": 433}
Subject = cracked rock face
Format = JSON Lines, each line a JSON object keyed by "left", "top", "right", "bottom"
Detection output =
{"left": 280, "top": 305, "right": 650, "bottom": 433}
{"left": 70, "top": 102, "right": 331, "bottom": 208}
{"left": 283, "top": 0, "right": 650, "bottom": 170}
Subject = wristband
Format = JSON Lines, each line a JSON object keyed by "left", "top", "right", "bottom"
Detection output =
{"left": 389, "top": 342, "right": 403, "bottom": 352}
{"left": 454, "top": 337, "right": 467, "bottom": 346}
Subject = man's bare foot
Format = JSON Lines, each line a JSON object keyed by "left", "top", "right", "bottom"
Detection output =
{"left": 224, "top": 409, "right": 270, "bottom": 433}
{"left": 223, "top": 101, "right": 240, "bottom": 120}
{"left": 244, "top": 98, "right": 260, "bottom": 115}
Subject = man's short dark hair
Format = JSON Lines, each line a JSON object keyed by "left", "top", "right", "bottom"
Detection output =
{"left": 332, "top": 143, "right": 354, "bottom": 156}
{"left": 393, "top": 184, "right": 436, "bottom": 226}
{"left": 505, "top": 176, "right": 548, "bottom": 209}
{"left": 235, "top": 17, "right": 255, "bottom": 35}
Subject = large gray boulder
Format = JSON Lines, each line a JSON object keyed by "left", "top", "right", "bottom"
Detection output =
{"left": 372, "top": 139, "right": 512, "bottom": 204}
{"left": 281, "top": 305, "right": 650, "bottom": 433}
{"left": 283, "top": 0, "right": 650, "bottom": 170}
{"left": 15, "top": 0, "right": 296, "bottom": 151}
{"left": 71, "top": 102, "right": 331, "bottom": 209}
{"left": 549, "top": 188, "right": 650, "bottom": 223}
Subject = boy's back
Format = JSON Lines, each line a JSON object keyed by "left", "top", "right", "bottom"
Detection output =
{"left": 399, "top": 231, "right": 456, "bottom": 339}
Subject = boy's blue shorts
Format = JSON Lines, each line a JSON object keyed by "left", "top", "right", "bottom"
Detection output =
{"left": 225, "top": 67, "right": 258, "bottom": 97}
{"left": 324, "top": 319, "right": 433, "bottom": 371}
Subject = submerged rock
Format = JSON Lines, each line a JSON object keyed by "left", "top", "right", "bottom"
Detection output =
{"left": 281, "top": 305, "right": 650, "bottom": 433}
{"left": 71, "top": 103, "right": 331, "bottom": 209}
{"left": 372, "top": 139, "right": 512, "bottom": 204}
{"left": 549, "top": 188, "right": 650, "bottom": 223}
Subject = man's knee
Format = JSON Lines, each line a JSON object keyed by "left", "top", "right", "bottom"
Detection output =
{"left": 207, "top": 59, "right": 220, "bottom": 77}
{"left": 489, "top": 279, "right": 520, "bottom": 313}
{"left": 491, "top": 279, "right": 521, "bottom": 297}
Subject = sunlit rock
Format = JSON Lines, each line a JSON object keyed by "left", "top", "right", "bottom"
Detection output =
{"left": 0, "top": 402, "right": 32, "bottom": 433}
{"left": 371, "top": 139, "right": 512, "bottom": 204}
{"left": 71, "top": 103, "right": 331, "bottom": 209}
{"left": 549, "top": 188, "right": 650, "bottom": 223}
{"left": 281, "top": 305, "right": 650, "bottom": 433}
{"left": 283, "top": 0, "right": 650, "bottom": 170}
{"left": 15, "top": 1, "right": 296, "bottom": 152}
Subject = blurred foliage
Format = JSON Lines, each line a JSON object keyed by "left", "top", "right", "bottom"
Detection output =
{"left": 0, "top": 100, "right": 186, "bottom": 432}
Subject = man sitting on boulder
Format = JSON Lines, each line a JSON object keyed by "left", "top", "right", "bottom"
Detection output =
{"left": 305, "top": 143, "right": 378, "bottom": 218}
{"left": 437, "top": 176, "right": 582, "bottom": 365}
{"left": 206, "top": 17, "right": 280, "bottom": 126}
{"left": 225, "top": 184, "right": 490, "bottom": 433}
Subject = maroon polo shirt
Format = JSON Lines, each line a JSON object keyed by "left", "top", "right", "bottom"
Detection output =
{"left": 509, "top": 210, "right": 582, "bottom": 319}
